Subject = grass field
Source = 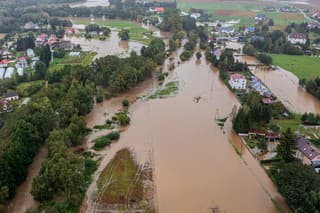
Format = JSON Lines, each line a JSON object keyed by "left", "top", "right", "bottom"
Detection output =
{"left": 71, "top": 18, "right": 153, "bottom": 44}
{"left": 49, "top": 52, "right": 95, "bottom": 72}
{"left": 97, "top": 149, "right": 143, "bottom": 204}
{"left": 269, "top": 54, "right": 320, "bottom": 80}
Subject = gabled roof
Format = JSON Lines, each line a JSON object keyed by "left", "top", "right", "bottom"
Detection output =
{"left": 230, "top": 73, "right": 245, "bottom": 81}
{"left": 4, "top": 91, "right": 19, "bottom": 98}
{"left": 288, "top": 33, "right": 307, "bottom": 40}
{"left": 297, "top": 137, "right": 320, "bottom": 161}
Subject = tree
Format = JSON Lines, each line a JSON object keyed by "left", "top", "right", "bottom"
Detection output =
{"left": 268, "top": 19, "right": 274, "bottom": 26}
{"left": 118, "top": 29, "right": 130, "bottom": 40}
{"left": 277, "top": 128, "right": 296, "bottom": 162}
{"left": 196, "top": 52, "right": 202, "bottom": 60}
{"left": 34, "top": 61, "right": 47, "bottom": 80}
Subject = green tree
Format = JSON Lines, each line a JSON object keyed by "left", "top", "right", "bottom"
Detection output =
{"left": 277, "top": 128, "right": 296, "bottom": 162}
{"left": 34, "top": 61, "right": 47, "bottom": 80}
{"left": 118, "top": 29, "right": 130, "bottom": 40}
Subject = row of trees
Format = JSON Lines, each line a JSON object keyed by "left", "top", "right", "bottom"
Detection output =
{"left": 232, "top": 91, "right": 287, "bottom": 133}
{"left": 301, "top": 112, "right": 320, "bottom": 125}
{"left": 300, "top": 77, "right": 320, "bottom": 100}
{"left": 243, "top": 44, "right": 273, "bottom": 65}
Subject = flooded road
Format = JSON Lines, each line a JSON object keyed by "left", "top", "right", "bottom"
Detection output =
{"left": 234, "top": 53, "right": 320, "bottom": 113}
{"left": 85, "top": 53, "right": 289, "bottom": 212}
{"left": 67, "top": 31, "right": 144, "bottom": 59}
{"left": 6, "top": 147, "right": 47, "bottom": 213}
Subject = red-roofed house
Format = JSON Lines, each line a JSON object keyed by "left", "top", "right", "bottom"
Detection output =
{"left": 262, "top": 97, "right": 272, "bottom": 105}
{"left": 155, "top": 7, "right": 164, "bottom": 13}
{"left": 287, "top": 33, "right": 307, "bottom": 44}
{"left": 228, "top": 73, "right": 247, "bottom": 90}
{"left": 0, "top": 59, "right": 8, "bottom": 68}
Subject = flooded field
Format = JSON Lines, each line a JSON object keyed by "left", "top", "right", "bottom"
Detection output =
{"left": 234, "top": 53, "right": 320, "bottom": 114}
{"left": 84, "top": 52, "right": 289, "bottom": 212}
{"left": 66, "top": 31, "right": 144, "bottom": 59}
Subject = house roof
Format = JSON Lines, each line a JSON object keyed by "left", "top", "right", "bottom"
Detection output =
{"left": 4, "top": 91, "right": 19, "bottom": 98}
{"left": 262, "top": 98, "right": 272, "bottom": 104}
{"left": 0, "top": 60, "right": 8, "bottom": 65}
{"left": 155, "top": 7, "right": 164, "bottom": 12}
{"left": 297, "top": 137, "right": 320, "bottom": 161}
{"left": 288, "top": 33, "right": 307, "bottom": 40}
{"left": 230, "top": 73, "right": 245, "bottom": 81}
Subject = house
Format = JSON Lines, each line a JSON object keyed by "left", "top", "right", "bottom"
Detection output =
{"left": 150, "top": 7, "right": 164, "bottom": 13}
{"left": 308, "top": 23, "right": 320, "bottom": 30}
{"left": 280, "top": 6, "right": 297, "bottom": 13}
{"left": 287, "top": 33, "right": 307, "bottom": 44}
{"left": 228, "top": 74, "right": 247, "bottom": 90}
{"left": 16, "top": 56, "right": 28, "bottom": 69}
{"left": 0, "top": 99, "right": 7, "bottom": 112}
{"left": 245, "top": 26, "right": 255, "bottom": 34}
{"left": 24, "top": 22, "right": 39, "bottom": 30}
{"left": 35, "top": 34, "right": 48, "bottom": 46}
{"left": 255, "top": 14, "right": 266, "bottom": 21}
{"left": 220, "top": 26, "right": 234, "bottom": 34}
{"left": 213, "top": 49, "right": 222, "bottom": 60}
{"left": 248, "top": 130, "right": 280, "bottom": 142}
{"left": 251, "top": 78, "right": 272, "bottom": 97}
{"left": 0, "top": 59, "right": 8, "bottom": 68}
{"left": 190, "top": 13, "right": 201, "bottom": 20}
{"left": 0, "top": 49, "right": 13, "bottom": 60}
{"left": 26, "top": 48, "right": 35, "bottom": 57}
{"left": 4, "top": 67, "right": 14, "bottom": 79}
{"left": 0, "top": 68, "right": 5, "bottom": 80}
{"left": 3, "top": 91, "right": 19, "bottom": 101}
{"left": 262, "top": 97, "right": 272, "bottom": 105}
{"left": 296, "top": 137, "right": 320, "bottom": 172}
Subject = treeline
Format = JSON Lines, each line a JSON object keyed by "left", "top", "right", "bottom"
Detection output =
{"left": 245, "top": 26, "right": 309, "bottom": 55}
{"left": 0, "top": 0, "right": 162, "bottom": 33}
{"left": 243, "top": 45, "right": 272, "bottom": 65}
{"left": 300, "top": 77, "right": 320, "bottom": 100}
{"left": 301, "top": 112, "right": 320, "bottom": 125}
{"left": 232, "top": 91, "right": 287, "bottom": 133}
{"left": 206, "top": 49, "right": 249, "bottom": 81}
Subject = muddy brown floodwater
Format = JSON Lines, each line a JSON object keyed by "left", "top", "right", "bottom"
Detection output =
{"left": 6, "top": 147, "right": 48, "bottom": 213}
{"left": 234, "top": 53, "right": 320, "bottom": 114}
{"left": 66, "top": 31, "right": 144, "bottom": 59}
{"left": 85, "top": 52, "right": 290, "bottom": 212}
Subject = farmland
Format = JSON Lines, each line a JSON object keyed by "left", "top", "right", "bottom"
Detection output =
{"left": 269, "top": 54, "right": 320, "bottom": 80}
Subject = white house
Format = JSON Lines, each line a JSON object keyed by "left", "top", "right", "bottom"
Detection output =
{"left": 190, "top": 13, "right": 201, "bottom": 20}
{"left": 228, "top": 74, "right": 247, "bottom": 90}
{"left": 26, "top": 48, "right": 35, "bottom": 57}
{"left": 4, "top": 67, "right": 14, "bottom": 79}
{"left": 287, "top": 33, "right": 307, "bottom": 44}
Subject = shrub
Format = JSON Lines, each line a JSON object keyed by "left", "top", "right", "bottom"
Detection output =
{"left": 93, "top": 137, "right": 112, "bottom": 150}
{"left": 122, "top": 99, "right": 129, "bottom": 107}
{"left": 106, "top": 131, "right": 120, "bottom": 140}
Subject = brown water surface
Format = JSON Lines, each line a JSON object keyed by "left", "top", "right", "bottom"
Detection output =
{"left": 85, "top": 54, "right": 290, "bottom": 212}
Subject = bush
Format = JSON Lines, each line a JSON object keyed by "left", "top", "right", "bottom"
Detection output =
{"left": 122, "top": 99, "right": 129, "bottom": 107}
{"left": 116, "top": 111, "right": 130, "bottom": 126}
{"left": 93, "top": 137, "right": 112, "bottom": 150}
{"left": 106, "top": 131, "right": 120, "bottom": 140}
{"left": 180, "top": 50, "right": 193, "bottom": 61}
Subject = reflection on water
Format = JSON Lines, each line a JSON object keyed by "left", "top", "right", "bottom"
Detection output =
{"left": 85, "top": 53, "right": 289, "bottom": 212}
{"left": 66, "top": 31, "right": 144, "bottom": 59}
{"left": 70, "top": 0, "right": 109, "bottom": 7}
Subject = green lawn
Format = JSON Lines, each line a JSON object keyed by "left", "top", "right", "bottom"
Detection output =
{"left": 271, "top": 118, "right": 301, "bottom": 132}
{"left": 71, "top": 18, "right": 153, "bottom": 44}
{"left": 269, "top": 54, "right": 320, "bottom": 80}
{"left": 49, "top": 52, "right": 95, "bottom": 72}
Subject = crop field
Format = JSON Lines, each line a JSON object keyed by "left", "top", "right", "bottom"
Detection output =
{"left": 269, "top": 54, "right": 320, "bottom": 80}
{"left": 90, "top": 148, "right": 155, "bottom": 212}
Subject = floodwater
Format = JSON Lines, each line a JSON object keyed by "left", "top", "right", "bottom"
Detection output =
{"left": 6, "top": 147, "right": 47, "bottom": 213}
{"left": 84, "top": 52, "right": 290, "bottom": 212}
{"left": 66, "top": 31, "right": 144, "bottom": 59}
{"left": 70, "top": 0, "right": 109, "bottom": 8}
{"left": 235, "top": 54, "right": 320, "bottom": 113}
